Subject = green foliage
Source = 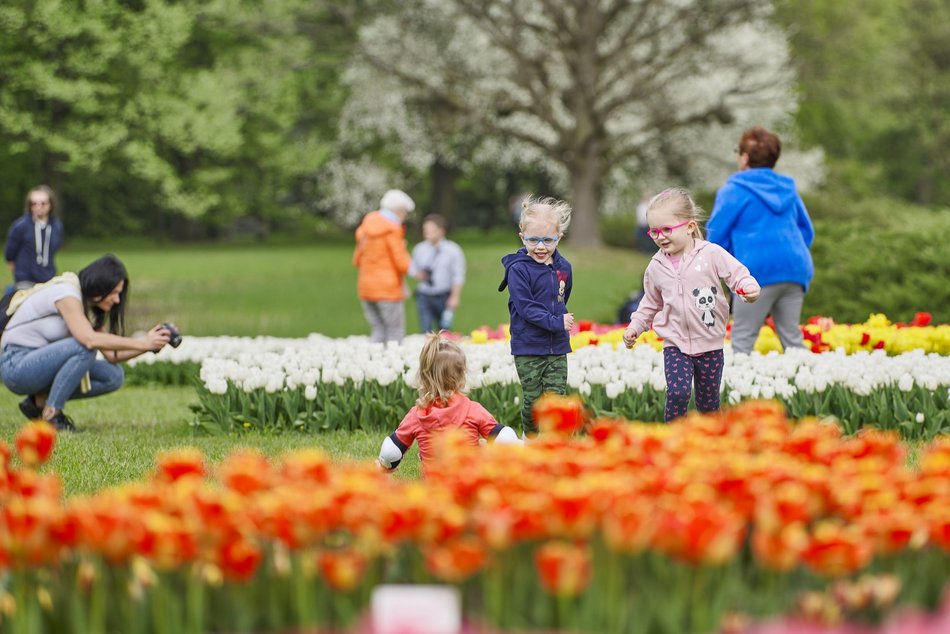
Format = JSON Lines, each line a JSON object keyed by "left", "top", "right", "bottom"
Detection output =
{"left": 0, "top": 0, "right": 352, "bottom": 236}
{"left": 803, "top": 194, "right": 950, "bottom": 322}
{"left": 777, "top": 0, "right": 950, "bottom": 206}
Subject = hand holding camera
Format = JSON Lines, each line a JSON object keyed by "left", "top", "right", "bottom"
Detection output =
{"left": 149, "top": 322, "right": 182, "bottom": 353}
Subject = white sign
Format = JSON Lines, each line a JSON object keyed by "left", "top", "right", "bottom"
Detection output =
{"left": 370, "top": 584, "right": 462, "bottom": 634}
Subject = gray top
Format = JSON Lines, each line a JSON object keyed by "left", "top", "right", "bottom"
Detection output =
{"left": 409, "top": 239, "right": 465, "bottom": 295}
{"left": 2, "top": 282, "right": 80, "bottom": 349}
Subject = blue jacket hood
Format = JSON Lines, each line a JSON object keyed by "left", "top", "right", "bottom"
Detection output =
{"left": 498, "top": 249, "right": 539, "bottom": 291}
{"left": 728, "top": 168, "right": 799, "bottom": 215}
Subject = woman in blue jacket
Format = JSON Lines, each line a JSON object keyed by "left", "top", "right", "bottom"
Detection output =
{"left": 5, "top": 185, "right": 65, "bottom": 291}
{"left": 706, "top": 127, "right": 814, "bottom": 355}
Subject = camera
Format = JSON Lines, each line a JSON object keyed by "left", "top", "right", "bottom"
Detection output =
{"left": 161, "top": 322, "right": 183, "bottom": 348}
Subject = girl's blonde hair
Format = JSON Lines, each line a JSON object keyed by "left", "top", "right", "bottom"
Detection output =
{"left": 416, "top": 333, "right": 467, "bottom": 408}
{"left": 646, "top": 187, "right": 706, "bottom": 239}
{"left": 519, "top": 195, "right": 572, "bottom": 235}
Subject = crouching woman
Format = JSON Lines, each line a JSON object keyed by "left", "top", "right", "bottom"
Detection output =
{"left": 0, "top": 254, "right": 171, "bottom": 431}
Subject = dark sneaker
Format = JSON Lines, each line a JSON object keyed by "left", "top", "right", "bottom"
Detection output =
{"left": 18, "top": 396, "right": 43, "bottom": 420}
{"left": 48, "top": 411, "right": 77, "bottom": 433}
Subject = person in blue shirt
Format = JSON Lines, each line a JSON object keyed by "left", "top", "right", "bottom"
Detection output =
{"left": 706, "top": 127, "right": 814, "bottom": 355}
{"left": 409, "top": 215, "right": 466, "bottom": 332}
{"left": 499, "top": 196, "right": 574, "bottom": 437}
{"left": 5, "top": 185, "right": 65, "bottom": 292}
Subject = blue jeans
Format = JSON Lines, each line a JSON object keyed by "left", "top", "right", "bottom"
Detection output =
{"left": 0, "top": 339, "right": 125, "bottom": 410}
{"left": 416, "top": 291, "right": 450, "bottom": 333}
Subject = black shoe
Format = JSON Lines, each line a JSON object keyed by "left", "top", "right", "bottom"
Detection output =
{"left": 47, "top": 411, "right": 77, "bottom": 433}
{"left": 18, "top": 396, "right": 43, "bottom": 420}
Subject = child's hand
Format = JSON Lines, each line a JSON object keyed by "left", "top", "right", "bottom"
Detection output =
{"left": 622, "top": 326, "right": 639, "bottom": 349}
{"left": 563, "top": 313, "right": 575, "bottom": 330}
{"left": 736, "top": 287, "right": 759, "bottom": 303}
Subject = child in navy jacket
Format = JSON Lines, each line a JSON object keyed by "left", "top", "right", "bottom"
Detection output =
{"left": 499, "top": 196, "right": 574, "bottom": 437}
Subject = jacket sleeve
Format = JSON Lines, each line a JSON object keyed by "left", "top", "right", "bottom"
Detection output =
{"left": 795, "top": 195, "right": 814, "bottom": 248}
{"left": 393, "top": 409, "right": 419, "bottom": 449}
{"left": 4, "top": 221, "right": 20, "bottom": 262}
{"left": 706, "top": 186, "right": 742, "bottom": 254}
{"left": 507, "top": 264, "right": 563, "bottom": 333}
{"left": 715, "top": 247, "right": 760, "bottom": 295}
{"left": 626, "top": 264, "right": 663, "bottom": 336}
{"left": 470, "top": 401, "right": 501, "bottom": 438}
{"left": 385, "top": 230, "right": 411, "bottom": 276}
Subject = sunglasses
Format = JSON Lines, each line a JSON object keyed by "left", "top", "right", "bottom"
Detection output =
{"left": 647, "top": 220, "right": 691, "bottom": 240}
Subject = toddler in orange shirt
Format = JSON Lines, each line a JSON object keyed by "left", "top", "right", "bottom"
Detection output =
{"left": 377, "top": 334, "right": 521, "bottom": 474}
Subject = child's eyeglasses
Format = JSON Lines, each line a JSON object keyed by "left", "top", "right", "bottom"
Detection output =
{"left": 523, "top": 235, "right": 559, "bottom": 247}
{"left": 647, "top": 220, "right": 691, "bottom": 240}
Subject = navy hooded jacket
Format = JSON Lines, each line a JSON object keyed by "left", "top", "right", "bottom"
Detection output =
{"left": 706, "top": 168, "right": 814, "bottom": 290}
{"left": 499, "top": 248, "right": 572, "bottom": 356}
{"left": 4, "top": 214, "right": 64, "bottom": 285}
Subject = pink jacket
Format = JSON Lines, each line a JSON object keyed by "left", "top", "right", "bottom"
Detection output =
{"left": 628, "top": 240, "right": 760, "bottom": 355}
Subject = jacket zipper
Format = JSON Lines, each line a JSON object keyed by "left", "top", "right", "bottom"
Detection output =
{"left": 678, "top": 254, "right": 693, "bottom": 353}
{"left": 549, "top": 265, "right": 556, "bottom": 354}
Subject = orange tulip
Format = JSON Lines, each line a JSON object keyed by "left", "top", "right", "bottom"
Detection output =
{"left": 602, "top": 495, "right": 655, "bottom": 554}
{"left": 424, "top": 537, "right": 488, "bottom": 582}
{"left": 751, "top": 522, "right": 808, "bottom": 571}
{"left": 925, "top": 499, "right": 950, "bottom": 552}
{"left": 280, "top": 448, "right": 331, "bottom": 484}
{"left": 218, "top": 449, "right": 272, "bottom": 496}
{"left": 14, "top": 421, "right": 56, "bottom": 468}
{"left": 533, "top": 393, "right": 587, "bottom": 435}
{"left": 802, "top": 520, "right": 873, "bottom": 576}
{"left": 534, "top": 541, "right": 591, "bottom": 597}
{"left": 217, "top": 535, "right": 262, "bottom": 581}
{"left": 318, "top": 548, "right": 368, "bottom": 592}
{"left": 154, "top": 448, "right": 206, "bottom": 483}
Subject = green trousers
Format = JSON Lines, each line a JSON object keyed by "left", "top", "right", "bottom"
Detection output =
{"left": 514, "top": 354, "right": 568, "bottom": 436}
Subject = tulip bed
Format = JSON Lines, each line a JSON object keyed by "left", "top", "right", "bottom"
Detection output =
{"left": 184, "top": 335, "right": 950, "bottom": 439}
{"left": 2, "top": 400, "right": 948, "bottom": 634}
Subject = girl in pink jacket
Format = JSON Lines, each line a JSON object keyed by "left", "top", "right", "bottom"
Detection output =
{"left": 623, "top": 188, "right": 761, "bottom": 422}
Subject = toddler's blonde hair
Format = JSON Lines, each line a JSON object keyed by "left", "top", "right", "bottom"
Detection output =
{"left": 519, "top": 195, "right": 572, "bottom": 235}
{"left": 416, "top": 333, "right": 467, "bottom": 408}
{"left": 646, "top": 187, "right": 706, "bottom": 239}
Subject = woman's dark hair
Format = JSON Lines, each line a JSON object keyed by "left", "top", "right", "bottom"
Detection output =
{"left": 738, "top": 126, "right": 782, "bottom": 168}
{"left": 79, "top": 254, "right": 129, "bottom": 335}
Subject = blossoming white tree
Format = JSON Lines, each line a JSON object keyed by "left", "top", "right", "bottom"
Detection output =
{"left": 330, "top": 0, "right": 818, "bottom": 245}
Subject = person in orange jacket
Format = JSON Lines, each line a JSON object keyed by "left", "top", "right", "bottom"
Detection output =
{"left": 353, "top": 189, "right": 415, "bottom": 342}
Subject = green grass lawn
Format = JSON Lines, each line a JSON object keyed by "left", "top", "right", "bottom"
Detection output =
{"left": 0, "top": 385, "right": 421, "bottom": 495}
{"left": 2, "top": 236, "right": 649, "bottom": 495}
{"left": 55, "top": 234, "right": 650, "bottom": 337}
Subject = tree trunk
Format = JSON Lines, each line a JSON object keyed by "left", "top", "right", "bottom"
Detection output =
{"left": 429, "top": 157, "right": 458, "bottom": 226}
{"left": 568, "top": 144, "right": 604, "bottom": 248}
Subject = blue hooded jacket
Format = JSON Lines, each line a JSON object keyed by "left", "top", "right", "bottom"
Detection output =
{"left": 707, "top": 168, "right": 814, "bottom": 290}
{"left": 499, "top": 248, "right": 572, "bottom": 356}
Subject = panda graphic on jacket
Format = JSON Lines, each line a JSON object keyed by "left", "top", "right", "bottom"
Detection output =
{"left": 693, "top": 286, "right": 717, "bottom": 328}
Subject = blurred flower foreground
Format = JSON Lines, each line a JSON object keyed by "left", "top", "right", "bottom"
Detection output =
{"left": 2, "top": 399, "right": 949, "bottom": 633}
